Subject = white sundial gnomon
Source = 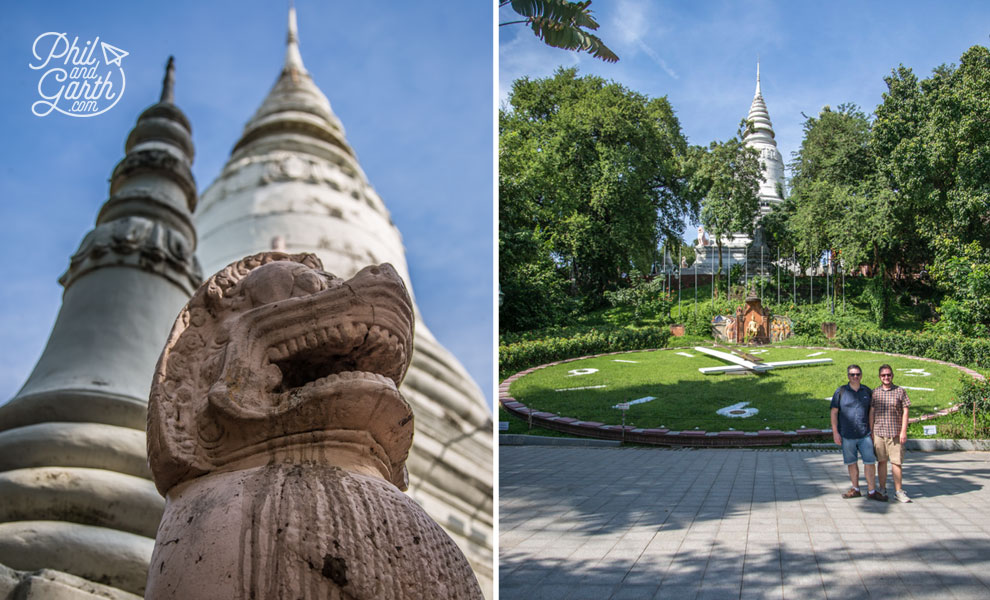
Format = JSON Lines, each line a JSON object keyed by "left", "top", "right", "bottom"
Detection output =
{"left": 567, "top": 368, "right": 599, "bottom": 376}
{"left": 694, "top": 346, "right": 832, "bottom": 374}
{"left": 897, "top": 368, "right": 931, "bottom": 377}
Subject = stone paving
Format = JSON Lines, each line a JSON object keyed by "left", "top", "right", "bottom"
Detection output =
{"left": 500, "top": 446, "right": 990, "bottom": 599}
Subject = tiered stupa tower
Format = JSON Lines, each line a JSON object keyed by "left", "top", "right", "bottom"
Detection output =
{"left": 193, "top": 9, "right": 493, "bottom": 595}
{"left": 695, "top": 62, "right": 786, "bottom": 272}
{"left": 744, "top": 62, "right": 786, "bottom": 217}
{"left": 0, "top": 60, "right": 199, "bottom": 598}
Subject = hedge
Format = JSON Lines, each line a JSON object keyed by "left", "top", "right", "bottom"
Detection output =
{"left": 499, "top": 326, "right": 671, "bottom": 380}
{"left": 836, "top": 329, "right": 990, "bottom": 371}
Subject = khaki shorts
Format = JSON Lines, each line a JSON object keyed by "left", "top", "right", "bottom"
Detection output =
{"left": 873, "top": 436, "right": 904, "bottom": 465}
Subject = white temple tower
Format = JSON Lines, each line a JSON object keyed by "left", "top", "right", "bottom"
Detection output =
{"left": 194, "top": 9, "right": 493, "bottom": 595}
{"left": 695, "top": 62, "right": 786, "bottom": 272}
{"left": 745, "top": 62, "right": 786, "bottom": 217}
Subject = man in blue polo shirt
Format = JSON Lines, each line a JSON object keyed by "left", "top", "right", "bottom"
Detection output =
{"left": 830, "top": 364, "right": 884, "bottom": 501}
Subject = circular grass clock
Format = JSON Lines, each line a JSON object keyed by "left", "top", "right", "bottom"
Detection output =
{"left": 501, "top": 346, "right": 982, "bottom": 446}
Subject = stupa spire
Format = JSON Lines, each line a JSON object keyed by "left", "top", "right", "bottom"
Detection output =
{"left": 225, "top": 5, "right": 350, "bottom": 162}
{"left": 160, "top": 55, "right": 175, "bottom": 103}
{"left": 745, "top": 61, "right": 776, "bottom": 146}
{"left": 284, "top": 4, "right": 307, "bottom": 74}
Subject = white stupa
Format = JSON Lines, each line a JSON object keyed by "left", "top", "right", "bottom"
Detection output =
{"left": 745, "top": 62, "right": 786, "bottom": 217}
{"left": 194, "top": 9, "right": 493, "bottom": 594}
{"left": 695, "top": 62, "right": 786, "bottom": 273}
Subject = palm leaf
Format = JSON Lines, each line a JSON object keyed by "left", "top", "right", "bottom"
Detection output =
{"left": 501, "top": 0, "right": 618, "bottom": 62}
{"left": 507, "top": 0, "right": 599, "bottom": 30}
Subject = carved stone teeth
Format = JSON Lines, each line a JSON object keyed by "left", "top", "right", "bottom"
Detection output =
{"left": 277, "top": 342, "right": 288, "bottom": 358}
{"left": 316, "top": 327, "right": 329, "bottom": 344}
{"left": 267, "top": 347, "right": 280, "bottom": 362}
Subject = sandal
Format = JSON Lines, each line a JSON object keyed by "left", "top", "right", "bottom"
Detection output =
{"left": 842, "top": 487, "right": 861, "bottom": 499}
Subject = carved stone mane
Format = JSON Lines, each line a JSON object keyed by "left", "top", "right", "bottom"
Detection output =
{"left": 146, "top": 252, "right": 481, "bottom": 599}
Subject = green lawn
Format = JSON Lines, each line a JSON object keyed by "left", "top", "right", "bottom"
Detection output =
{"left": 505, "top": 346, "right": 968, "bottom": 433}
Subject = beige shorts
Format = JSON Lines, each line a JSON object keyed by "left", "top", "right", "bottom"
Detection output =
{"left": 873, "top": 436, "right": 904, "bottom": 465}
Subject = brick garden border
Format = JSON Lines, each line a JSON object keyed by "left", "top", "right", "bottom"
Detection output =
{"left": 499, "top": 346, "right": 986, "bottom": 448}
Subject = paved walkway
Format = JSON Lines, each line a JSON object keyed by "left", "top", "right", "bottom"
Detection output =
{"left": 500, "top": 446, "right": 990, "bottom": 599}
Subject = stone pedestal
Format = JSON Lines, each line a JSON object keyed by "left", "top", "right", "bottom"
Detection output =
{"left": 148, "top": 465, "right": 478, "bottom": 599}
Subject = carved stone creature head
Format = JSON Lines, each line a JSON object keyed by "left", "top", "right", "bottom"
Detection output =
{"left": 148, "top": 252, "right": 415, "bottom": 494}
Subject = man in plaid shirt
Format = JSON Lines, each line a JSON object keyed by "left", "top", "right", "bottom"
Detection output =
{"left": 870, "top": 364, "right": 912, "bottom": 503}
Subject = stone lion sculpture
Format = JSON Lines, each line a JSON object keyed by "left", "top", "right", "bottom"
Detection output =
{"left": 146, "top": 252, "right": 481, "bottom": 599}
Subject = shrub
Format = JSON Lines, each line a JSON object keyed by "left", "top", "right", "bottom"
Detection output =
{"left": 499, "top": 262, "right": 575, "bottom": 332}
{"left": 958, "top": 374, "right": 990, "bottom": 412}
{"left": 499, "top": 326, "right": 671, "bottom": 379}
{"left": 604, "top": 274, "right": 673, "bottom": 325}
{"left": 678, "top": 298, "right": 735, "bottom": 337}
{"left": 861, "top": 273, "right": 889, "bottom": 327}
{"left": 836, "top": 329, "right": 990, "bottom": 371}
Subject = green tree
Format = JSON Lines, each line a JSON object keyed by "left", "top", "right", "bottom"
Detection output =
{"left": 604, "top": 270, "right": 672, "bottom": 324}
{"left": 785, "top": 103, "right": 904, "bottom": 319}
{"left": 788, "top": 104, "right": 876, "bottom": 267}
{"left": 873, "top": 45, "right": 990, "bottom": 258}
{"left": 691, "top": 133, "right": 762, "bottom": 291}
{"left": 930, "top": 235, "right": 990, "bottom": 336}
{"left": 499, "top": 68, "right": 696, "bottom": 326}
{"left": 499, "top": 0, "right": 618, "bottom": 62}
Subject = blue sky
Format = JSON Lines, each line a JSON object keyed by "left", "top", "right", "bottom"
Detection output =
{"left": 500, "top": 0, "right": 990, "bottom": 243}
{"left": 0, "top": 2, "right": 493, "bottom": 406}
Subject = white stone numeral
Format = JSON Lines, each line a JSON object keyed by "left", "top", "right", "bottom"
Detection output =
{"left": 897, "top": 368, "right": 931, "bottom": 377}
{"left": 717, "top": 402, "right": 758, "bottom": 418}
{"left": 567, "top": 368, "right": 599, "bottom": 376}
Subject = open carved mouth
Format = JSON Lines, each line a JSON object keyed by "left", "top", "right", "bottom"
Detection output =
{"left": 267, "top": 321, "right": 407, "bottom": 394}
{"left": 206, "top": 262, "right": 415, "bottom": 419}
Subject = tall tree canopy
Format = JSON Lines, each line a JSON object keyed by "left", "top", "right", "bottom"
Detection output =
{"left": 692, "top": 132, "right": 762, "bottom": 280}
{"left": 499, "top": 68, "right": 696, "bottom": 329}
{"left": 873, "top": 45, "right": 990, "bottom": 255}
{"left": 772, "top": 45, "right": 990, "bottom": 328}
{"left": 785, "top": 103, "right": 900, "bottom": 273}
{"left": 499, "top": 0, "right": 618, "bottom": 62}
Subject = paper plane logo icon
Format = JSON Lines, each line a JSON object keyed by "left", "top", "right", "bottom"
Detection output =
{"left": 101, "top": 42, "right": 128, "bottom": 66}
